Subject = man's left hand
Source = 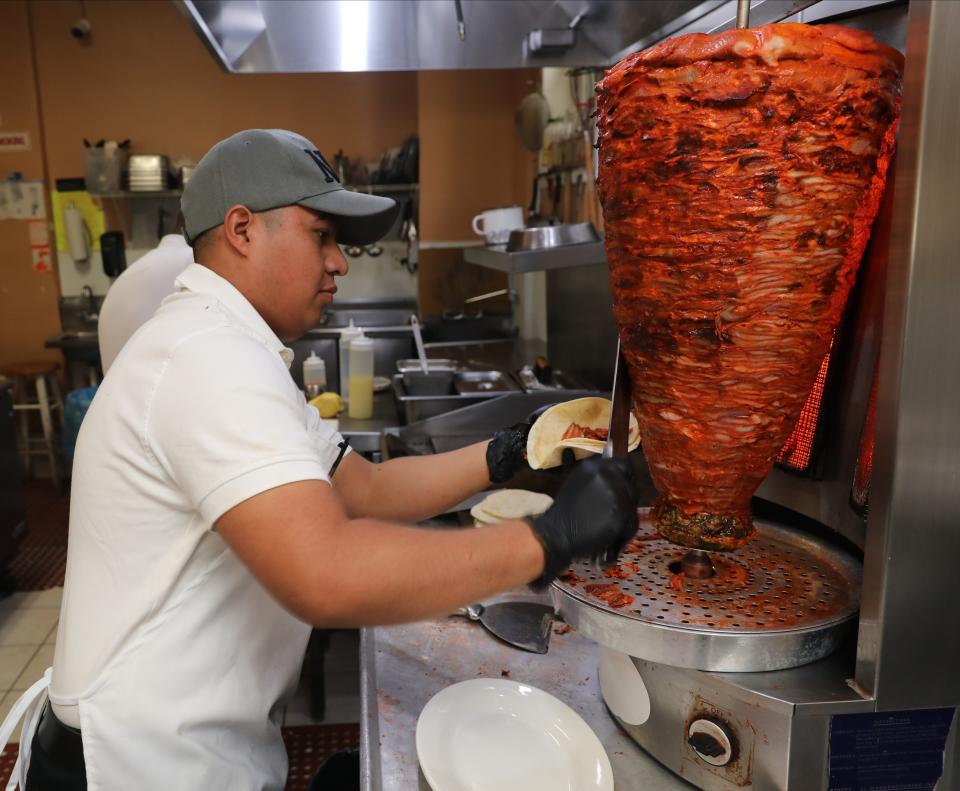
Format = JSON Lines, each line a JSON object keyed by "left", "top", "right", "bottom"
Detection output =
{"left": 485, "top": 404, "right": 557, "bottom": 484}
{"left": 486, "top": 421, "right": 531, "bottom": 483}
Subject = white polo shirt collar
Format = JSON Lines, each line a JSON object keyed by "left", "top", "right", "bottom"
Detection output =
{"left": 174, "top": 263, "right": 295, "bottom": 368}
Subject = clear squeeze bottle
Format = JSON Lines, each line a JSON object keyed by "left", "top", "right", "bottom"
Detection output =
{"left": 347, "top": 331, "right": 375, "bottom": 420}
{"left": 338, "top": 319, "right": 362, "bottom": 402}
{"left": 302, "top": 351, "right": 326, "bottom": 398}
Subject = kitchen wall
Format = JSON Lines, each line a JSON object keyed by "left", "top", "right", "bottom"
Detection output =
{"left": 0, "top": 1, "right": 60, "bottom": 368}
{"left": 416, "top": 69, "right": 536, "bottom": 325}
{"left": 0, "top": 0, "right": 543, "bottom": 369}
{"left": 30, "top": 0, "right": 420, "bottom": 298}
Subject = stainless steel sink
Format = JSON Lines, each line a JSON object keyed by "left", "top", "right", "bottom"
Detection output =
{"left": 45, "top": 329, "right": 101, "bottom": 364}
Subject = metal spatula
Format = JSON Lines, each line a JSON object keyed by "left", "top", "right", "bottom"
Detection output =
{"left": 455, "top": 601, "right": 555, "bottom": 654}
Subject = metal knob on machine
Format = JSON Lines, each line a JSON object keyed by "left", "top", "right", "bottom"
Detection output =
{"left": 687, "top": 718, "right": 736, "bottom": 767}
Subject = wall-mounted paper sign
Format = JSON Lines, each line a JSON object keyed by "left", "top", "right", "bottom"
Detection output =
{"left": 29, "top": 220, "right": 52, "bottom": 273}
{"left": 0, "top": 132, "right": 31, "bottom": 151}
{"left": 0, "top": 180, "right": 46, "bottom": 220}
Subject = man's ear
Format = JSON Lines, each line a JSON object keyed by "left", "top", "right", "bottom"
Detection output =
{"left": 223, "top": 205, "right": 254, "bottom": 256}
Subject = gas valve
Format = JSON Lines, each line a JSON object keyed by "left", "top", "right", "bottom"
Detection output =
{"left": 687, "top": 717, "right": 735, "bottom": 767}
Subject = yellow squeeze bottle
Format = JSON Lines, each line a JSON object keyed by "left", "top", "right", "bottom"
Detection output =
{"left": 347, "top": 332, "right": 375, "bottom": 420}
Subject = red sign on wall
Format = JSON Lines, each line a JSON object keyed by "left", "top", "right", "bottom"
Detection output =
{"left": 0, "top": 132, "right": 31, "bottom": 152}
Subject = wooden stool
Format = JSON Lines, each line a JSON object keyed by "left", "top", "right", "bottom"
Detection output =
{"left": 0, "top": 361, "right": 64, "bottom": 492}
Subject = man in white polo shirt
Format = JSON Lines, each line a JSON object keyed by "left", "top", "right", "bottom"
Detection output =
{"left": 26, "top": 130, "right": 638, "bottom": 790}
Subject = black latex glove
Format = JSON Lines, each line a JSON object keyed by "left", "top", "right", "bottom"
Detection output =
{"left": 486, "top": 421, "right": 531, "bottom": 484}
{"left": 526, "top": 455, "right": 639, "bottom": 590}
{"left": 485, "top": 403, "right": 561, "bottom": 484}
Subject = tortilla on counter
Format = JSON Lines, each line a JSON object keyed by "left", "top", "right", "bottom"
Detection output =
{"left": 526, "top": 396, "right": 640, "bottom": 470}
{"left": 470, "top": 489, "right": 554, "bottom": 525}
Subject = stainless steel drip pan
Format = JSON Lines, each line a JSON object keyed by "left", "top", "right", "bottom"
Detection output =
{"left": 551, "top": 512, "right": 861, "bottom": 672}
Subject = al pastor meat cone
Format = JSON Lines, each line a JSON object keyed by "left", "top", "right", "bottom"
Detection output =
{"left": 596, "top": 24, "right": 903, "bottom": 550}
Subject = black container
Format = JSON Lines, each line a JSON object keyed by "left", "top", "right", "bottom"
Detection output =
{"left": 100, "top": 231, "right": 126, "bottom": 278}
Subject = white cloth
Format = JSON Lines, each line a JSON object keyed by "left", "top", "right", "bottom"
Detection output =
{"left": 0, "top": 670, "right": 51, "bottom": 791}
{"left": 50, "top": 263, "right": 350, "bottom": 790}
{"left": 97, "top": 234, "right": 193, "bottom": 373}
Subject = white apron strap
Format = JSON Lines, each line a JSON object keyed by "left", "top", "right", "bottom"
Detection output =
{"left": 0, "top": 667, "right": 52, "bottom": 791}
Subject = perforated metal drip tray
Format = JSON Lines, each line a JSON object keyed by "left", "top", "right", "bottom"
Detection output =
{"left": 551, "top": 511, "right": 861, "bottom": 672}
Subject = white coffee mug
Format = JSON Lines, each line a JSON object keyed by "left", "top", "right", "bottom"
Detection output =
{"left": 471, "top": 205, "right": 525, "bottom": 245}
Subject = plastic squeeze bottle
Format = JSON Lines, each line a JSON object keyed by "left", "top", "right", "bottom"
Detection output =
{"left": 338, "top": 319, "right": 362, "bottom": 402}
{"left": 347, "top": 331, "right": 375, "bottom": 420}
{"left": 302, "top": 351, "right": 326, "bottom": 398}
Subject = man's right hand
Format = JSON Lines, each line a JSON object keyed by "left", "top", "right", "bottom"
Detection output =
{"left": 527, "top": 455, "right": 639, "bottom": 589}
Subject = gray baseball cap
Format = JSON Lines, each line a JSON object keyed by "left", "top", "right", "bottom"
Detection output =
{"left": 180, "top": 129, "right": 399, "bottom": 246}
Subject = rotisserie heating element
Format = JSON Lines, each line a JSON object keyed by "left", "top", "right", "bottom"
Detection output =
{"left": 775, "top": 336, "right": 832, "bottom": 472}
{"left": 597, "top": 24, "right": 903, "bottom": 551}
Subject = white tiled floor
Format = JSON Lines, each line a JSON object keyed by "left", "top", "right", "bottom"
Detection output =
{"left": 0, "top": 586, "right": 62, "bottom": 743}
{"left": 0, "top": 587, "right": 360, "bottom": 741}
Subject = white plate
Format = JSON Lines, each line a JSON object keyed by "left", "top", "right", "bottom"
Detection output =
{"left": 416, "top": 678, "right": 613, "bottom": 791}
{"left": 373, "top": 375, "right": 391, "bottom": 393}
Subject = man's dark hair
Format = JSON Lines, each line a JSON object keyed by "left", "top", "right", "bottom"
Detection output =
{"left": 190, "top": 227, "right": 216, "bottom": 263}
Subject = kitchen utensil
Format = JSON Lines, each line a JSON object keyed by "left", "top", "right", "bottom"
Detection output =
{"left": 127, "top": 154, "right": 171, "bottom": 191}
{"left": 179, "top": 164, "right": 195, "bottom": 186}
{"left": 402, "top": 371, "right": 456, "bottom": 397}
{"left": 568, "top": 67, "right": 605, "bottom": 132}
{"left": 602, "top": 340, "right": 631, "bottom": 459}
{"left": 505, "top": 222, "right": 599, "bottom": 252}
{"left": 373, "top": 376, "right": 391, "bottom": 393}
{"left": 396, "top": 358, "right": 457, "bottom": 374}
{"left": 83, "top": 145, "right": 126, "bottom": 193}
{"left": 416, "top": 678, "right": 613, "bottom": 791}
{"left": 410, "top": 314, "right": 429, "bottom": 374}
{"left": 514, "top": 90, "right": 551, "bottom": 153}
{"left": 100, "top": 231, "right": 126, "bottom": 278}
{"left": 471, "top": 205, "right": 525, "bottom": 245}
{"left": 464, "top": 288, "right": 509, "bottom": 305}
{"left": 454, "top": 601, "right": 554, "bottom": 654}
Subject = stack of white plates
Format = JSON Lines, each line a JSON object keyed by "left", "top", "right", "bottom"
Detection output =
{"left": 128, "top": 154, "right": 170, "bottom": 191}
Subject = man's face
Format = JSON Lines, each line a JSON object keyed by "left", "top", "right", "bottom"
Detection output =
{"left": 248, "top": 205, "right": 349, "bottom": 342}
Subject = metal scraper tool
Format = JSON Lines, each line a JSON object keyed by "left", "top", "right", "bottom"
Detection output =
{"left": 455, "top": 601, "right": 555, "bottom": 654}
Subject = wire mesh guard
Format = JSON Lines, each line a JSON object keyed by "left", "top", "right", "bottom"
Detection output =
{"left": 555, "top": 513, "right": 860, "bottom": 637}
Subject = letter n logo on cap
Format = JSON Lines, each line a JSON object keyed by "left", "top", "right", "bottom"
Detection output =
{"left": 304, "top": 149, "right": 340, "bottom": 184}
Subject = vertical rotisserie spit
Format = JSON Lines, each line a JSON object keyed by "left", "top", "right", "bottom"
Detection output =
{"left": 597, "top": 24, "right": 903, "bottom": 550}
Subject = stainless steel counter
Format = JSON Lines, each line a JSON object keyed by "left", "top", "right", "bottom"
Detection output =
{"left": 359, "top": 592, "right": 694, "bottom": 791}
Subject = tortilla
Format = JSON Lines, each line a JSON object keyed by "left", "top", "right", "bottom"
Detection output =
{"left": 526, "top": 397, "right": 640, "bottom": 469}
{"left": 470, "top": 489, "right": 554, "bottom": 525}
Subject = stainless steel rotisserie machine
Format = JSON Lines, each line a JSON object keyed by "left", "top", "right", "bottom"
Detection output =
{"left": 551, "top": 1, "right": 960, "bottom": 788}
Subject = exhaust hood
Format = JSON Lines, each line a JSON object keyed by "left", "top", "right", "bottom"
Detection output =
{"left": 176, "top": 0, "right": 708, "bottom": 73}
{"left": 176, "top": 0, "right": 903, "bottom": 74}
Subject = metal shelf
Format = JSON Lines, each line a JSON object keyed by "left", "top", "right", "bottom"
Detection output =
{"left": 94, "top": 189, "right": 182, "bottom": 198}
{"left": 463, "top": 240, "right": 607, "bottom": 273}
